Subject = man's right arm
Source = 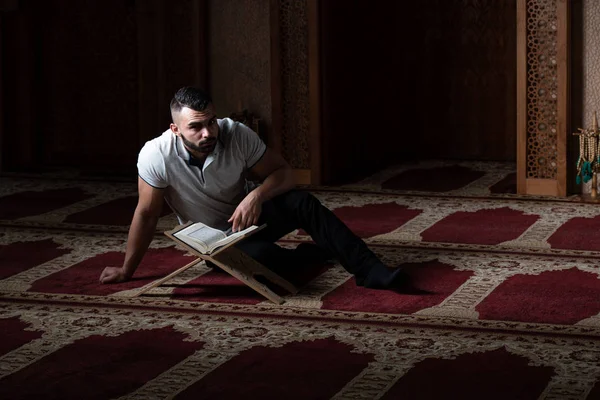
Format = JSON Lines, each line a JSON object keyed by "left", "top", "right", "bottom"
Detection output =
{"left": 99, "top": 177, "right": 165, "bottom": 284}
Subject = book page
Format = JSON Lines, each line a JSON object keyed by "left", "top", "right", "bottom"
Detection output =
{"left": 186, "top": 224, "right": 227, "bottom": 245}
{"left": 209, "top": 225, "right": 263, "bottom": 253}
{"left": 173, "top": 232, "right": 209, "bottom": 254}
{"left": 171, "top": 222, "right": 265, "bottom": 254}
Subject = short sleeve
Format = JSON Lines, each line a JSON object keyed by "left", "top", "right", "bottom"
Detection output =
{"left": 137, "top": 142, "right": 168, "bottom": 189}
{"left": 233, "top": 122, "right": 267, "bottom": 169}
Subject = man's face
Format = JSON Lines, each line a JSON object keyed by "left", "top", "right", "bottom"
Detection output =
{"left": 171, "top": 105, "right": 219, "bottom": 155}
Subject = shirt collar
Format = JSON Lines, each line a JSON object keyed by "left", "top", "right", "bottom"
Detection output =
{"left": 175, "top": 134, "right": 225, "bottom": 168}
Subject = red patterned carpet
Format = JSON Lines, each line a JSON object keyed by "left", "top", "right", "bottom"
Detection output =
{"left": 2, "top": 165, "right": 600, "bottom": 399}
{"left": 336, "top": 160, "right": 520, "bottom": 196}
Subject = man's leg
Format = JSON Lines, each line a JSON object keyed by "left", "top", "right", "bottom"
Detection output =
{"left": 242, "top": 190, "right": 408, "bottom": 289}
{"left": 233, "top": 195, "right": 332, "bottom": 279}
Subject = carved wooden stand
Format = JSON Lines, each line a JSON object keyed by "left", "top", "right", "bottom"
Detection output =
{"left": 133, "top": 226, "right": 299, "bottom": 304}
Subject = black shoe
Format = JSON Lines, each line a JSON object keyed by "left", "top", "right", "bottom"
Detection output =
{"left": 360, "top": 264, "right": 410, "bottom": 290}
{"left": 294, "top": 242, "right": 336, "bottom": 265}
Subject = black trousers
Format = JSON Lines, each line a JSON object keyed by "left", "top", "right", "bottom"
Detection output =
{"left": 234, "top": 189, "right": 383, "bottom": 284}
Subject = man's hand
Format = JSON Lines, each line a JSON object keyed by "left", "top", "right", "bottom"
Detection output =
{"left": 99, "top": 266, "right": 129, "bottom": 284}
{"left": 228, "top": 191, "right": 262, "bottom": 232}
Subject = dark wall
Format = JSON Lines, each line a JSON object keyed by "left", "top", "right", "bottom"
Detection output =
{"left": 1, "top": 0, "right": 518, "bottom": 183}
{"left": 207, "top": 0, "right": 271, "bottom": 145}
{"left": 319, "top": 2, "right": 418, "bottom": 184}
{"left": 319, "top": 0, "right": 517, "bottom": 184}
{"left": 0, "top": 0, "right": 207, "bottom": 174}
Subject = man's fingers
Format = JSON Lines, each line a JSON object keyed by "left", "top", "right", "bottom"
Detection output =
{"left": 237, "top": 213, "right": 244, "bottom": 231}
{"left": 230, "top": 206, "right": 260, "bottom": 232}
{"left": 239, "top": 215, "right": 248, "bottom": 231}
{"left": 100, "top": 267, "right": 121, "bottom": 284}
{"left": 100, "top": 272, "right": 113, "bottom": 284}
{"left": 99, "top": 269, "right": 109, "bottom": 283}
{"left": 243, "top": 213, "right": 254, "bottom": 230}
{"left": 228, "top": 210, "right": 238, "bottom": 231}
{"left": 250, "top": 211, "right": 258, "bottom": 226}
{"left": 231, "top": 213, "right": 241, "bottom": 232}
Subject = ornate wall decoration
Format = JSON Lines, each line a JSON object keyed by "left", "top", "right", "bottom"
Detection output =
{"left": 524, "top": 0, "right": 560, "bottom": 180}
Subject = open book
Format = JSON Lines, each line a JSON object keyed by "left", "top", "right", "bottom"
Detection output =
{"left": 171, "top": 221, "right": 264, "bottom": 254}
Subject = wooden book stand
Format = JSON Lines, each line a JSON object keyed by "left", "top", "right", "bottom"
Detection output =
{"left": 133, "top": 224, "right": 299, "bottom": 304}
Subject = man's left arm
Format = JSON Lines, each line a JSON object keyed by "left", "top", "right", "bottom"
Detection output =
{"left": 228, "top": 148, "right": 295, "bottom": 232}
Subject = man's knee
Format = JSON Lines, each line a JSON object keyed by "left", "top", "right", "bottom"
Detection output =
{"left": 235, "top": 239, "right": 265, "bottom": 259}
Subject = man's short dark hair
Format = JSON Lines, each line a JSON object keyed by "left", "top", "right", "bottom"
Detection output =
{"left": 170, "top": 87, "right": 212, "bottom": 116}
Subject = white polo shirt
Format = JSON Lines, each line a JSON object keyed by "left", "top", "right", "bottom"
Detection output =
{"left": 137, "top": 118, "right": 266, "bottom": 230}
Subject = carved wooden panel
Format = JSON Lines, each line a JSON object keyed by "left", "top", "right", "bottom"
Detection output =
{"left": 526, "top": 0, "right": 558, "bottom": 178}
{"left": 518, "top": 0, "right": 569, "bottom": 195}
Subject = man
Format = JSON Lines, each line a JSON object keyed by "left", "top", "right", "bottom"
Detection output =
{"left": 99, "top": 87, "right": 408, "bottom": 290}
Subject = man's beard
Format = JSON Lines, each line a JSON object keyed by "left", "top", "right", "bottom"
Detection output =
{"left": 182, "top": 136, "right": 217, "bottom": 154}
